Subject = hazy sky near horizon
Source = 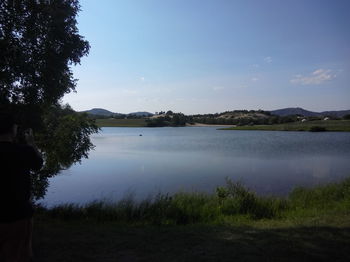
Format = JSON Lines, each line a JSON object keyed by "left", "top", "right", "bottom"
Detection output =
{"left": 63, "top": 0, "right": 350, "bottom": 114}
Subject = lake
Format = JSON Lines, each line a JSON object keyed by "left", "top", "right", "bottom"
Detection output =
{"left": 42, "top": 127, "right": 350, "bottom": 206}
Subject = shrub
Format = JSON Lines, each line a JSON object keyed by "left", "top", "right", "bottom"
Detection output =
{"left": 343, "top": 114, "right": 350, "bottom": 120}
{"left": 309, "top": 126, "right": 326, "bottom": 132}
{"left": 216, "top": 186, "right": 230, "bottom": 199}
{"left": 218, "top": 178, "right": 287, "bottom": 219}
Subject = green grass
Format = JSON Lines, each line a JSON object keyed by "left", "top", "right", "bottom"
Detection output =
{"left": 33, "top": 178, "right": 350, "bottom": 261}
{"left": 95, "top": 118, "right": 147, "bottom": 127}
{"left": 36, "top": 178, "right": 350, "bottom": 226}
{"left": 220, "top": 120, "right": 350, "bottom": 132}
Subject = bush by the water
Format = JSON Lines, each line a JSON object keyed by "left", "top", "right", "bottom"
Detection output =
{"left": 37, "top": 178, "right": 350, "bottom": 225}
{"left": 309, "top": 126, "right": 327, "bottom": 132}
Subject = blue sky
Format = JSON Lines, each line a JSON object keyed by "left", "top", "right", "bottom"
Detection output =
{"left": 63, "top": 0, "right": 350, "bottom": 114}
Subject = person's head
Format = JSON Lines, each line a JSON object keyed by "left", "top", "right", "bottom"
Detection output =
{"left": 0, "top": 112, "right": 17, "bottom": 138}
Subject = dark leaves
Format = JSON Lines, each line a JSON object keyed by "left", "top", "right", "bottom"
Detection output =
{"left": 1, "top": 1, "right": 97, "bottom": 199}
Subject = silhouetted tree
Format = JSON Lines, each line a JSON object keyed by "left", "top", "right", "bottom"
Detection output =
{"left": 0, "top": 0, "right": 98, "bottom": 199}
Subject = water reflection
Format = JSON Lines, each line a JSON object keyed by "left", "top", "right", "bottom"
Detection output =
{"left": 42, "top": 127, "right": 350, "bottom": 206}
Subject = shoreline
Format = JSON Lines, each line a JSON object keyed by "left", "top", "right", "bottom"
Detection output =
{"left": 33, "top": 178, "right": 350, "bottom": 261}
{"left": 187, "top": 123, "right": 235, "bottom": 127}
{"left": 220, "top": 120, "right": 350, "bottom": 132}
{"left": 95, "top": 119, "right": 350, "bottom": 131}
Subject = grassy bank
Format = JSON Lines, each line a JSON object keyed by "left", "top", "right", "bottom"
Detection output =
{"left": 37, "top": 178, "right": 350, "bottom": 225}
{"left": 96, "top": 118, "right": 147, "bottom": 127}
{"left": 220, "top": 120, "right": 350, "bottom": 132}
{"left": 33, "top": 178, "right": 350, "bottom": 261}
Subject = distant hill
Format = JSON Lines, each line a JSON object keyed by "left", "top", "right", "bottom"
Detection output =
{"left": 82, "top": 108, "right": 153, "bottom": 117}
{"left": 82, "top": 108, "right": 121, "bottom": 117}
{"left": 270, "top": 108, "right": 320, "bottom": 117}
{"left": 83, "top": 107, "right": 349, "bottom": 119}
{"left": 270, "top": 108, "right": 350, "bottom": 117}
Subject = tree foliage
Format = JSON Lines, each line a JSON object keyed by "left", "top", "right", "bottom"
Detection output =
{"left": 146, "top": 112, "right": 188, "bottom": 127}
{"left": 0, "top": 0, "right": 89, "bottom": 105}
{"left": 0, "top": 0, "right": 98, "bottom": 199}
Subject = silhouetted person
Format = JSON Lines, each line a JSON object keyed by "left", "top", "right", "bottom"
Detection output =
{"left": 0, "top": 112, "right": 43, "bottom": 262}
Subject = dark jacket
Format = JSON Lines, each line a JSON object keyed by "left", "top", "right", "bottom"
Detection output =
{"left": 0, "top": 141, "right": 43, "bottom": 223}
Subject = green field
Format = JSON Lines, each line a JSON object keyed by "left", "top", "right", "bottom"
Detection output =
{"left": 33, "top": 178, "right": 350, "bottom": 261}
{"left": 220, "top": 120, "right": 350, "bottom": 132}
{"left": 96, "top": 118, "right": 147, "bottom": 127}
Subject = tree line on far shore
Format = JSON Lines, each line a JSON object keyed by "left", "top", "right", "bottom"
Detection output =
{"left": 88, "top": 109, "right": 350, "bottom": 127}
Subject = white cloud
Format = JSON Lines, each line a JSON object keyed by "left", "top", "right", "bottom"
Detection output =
{"left": 264, "top": 56, "right": 272, "bottom": 63}
{"left": 251, "top": 77, "right": 259, "bottom": 82}
{"left": 290, "top": 69, "right": 337, "bottom": 85}
{"left": 140, "top": 77, "right": 145, "bottom": 81}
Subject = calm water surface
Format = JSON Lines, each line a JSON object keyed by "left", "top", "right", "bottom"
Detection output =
{"left": 42, "top": 127, "right": 350, "bottom": 206}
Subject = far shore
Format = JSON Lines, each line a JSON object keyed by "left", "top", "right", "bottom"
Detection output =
{"left": 220, "top": 120, "right": 350, "bottom": 132}
{"left": 95, "top": 118, "right": 350, "bottom": 131}
{"left": 187, "top": 123, "right": 236, "bottom": 127}
{"left": 95, "top": 118, "right": 236, "bottom": 128}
